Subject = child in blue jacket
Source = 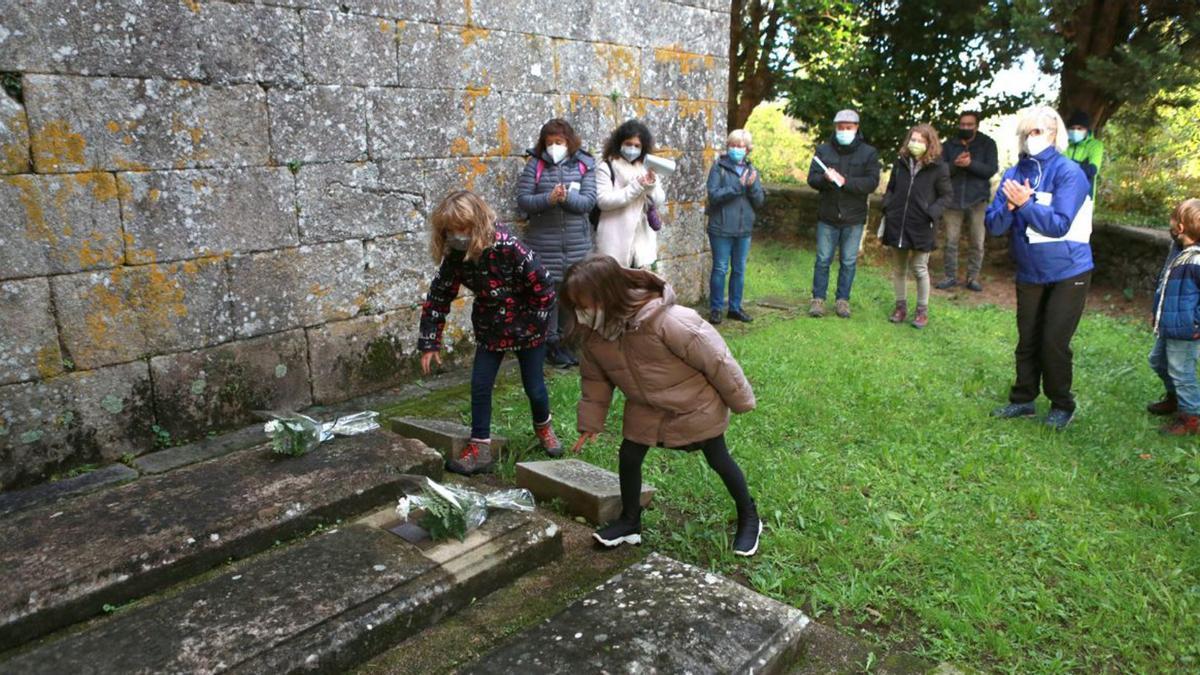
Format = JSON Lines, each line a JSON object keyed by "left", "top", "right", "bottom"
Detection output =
{"left": 1148, "top": 198, "right": 1200, "bottom": 435}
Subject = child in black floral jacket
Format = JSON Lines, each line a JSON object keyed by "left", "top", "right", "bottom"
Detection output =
{"left": 418, "top": 190, "right": 562, "bottom": 475}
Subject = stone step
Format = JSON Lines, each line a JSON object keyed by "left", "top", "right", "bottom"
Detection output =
{"left": 1, "top": 508, "right": 562, "bottom": 674}
{"left": 462, "top": 552, "right": 810, "bottom": 674}
{"left": 0, "top": 430, "right": 443, "bottom": 651}
{"left": 515, "top": 459, "right": 655, "bottom": 525}
{"left": 390, "top": 416, "right": 508, "bottom": 459}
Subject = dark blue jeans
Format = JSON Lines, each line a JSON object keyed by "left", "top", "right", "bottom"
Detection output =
{"left": 709, "top": 234, "right": 752, "bottom": 312}
{"left": 470, "top": 344, "right": 550, "bottom": 439}
{"left": 812, "top": 221, "right": 864, "bottom": 301}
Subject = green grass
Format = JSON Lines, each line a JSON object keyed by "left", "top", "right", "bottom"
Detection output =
{"left": 478, "top": 240, "right": 1198, "bottom": 673}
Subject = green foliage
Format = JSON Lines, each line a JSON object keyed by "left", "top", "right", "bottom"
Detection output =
{"left": 485, "top": 240, "right": 1199, "bottom": 671}
{"left": 1098, "top": 87, "right": 1200, "bottom": 228}
{"left": 744, "top": 102, "right": 814, "bottom": 184}
{"left": 781, "top": 0, "right": 1029, "bottom": 154}
{"left": 418, "top": 487, "right": 470, "bottom": 541}
{"left": 151, "top": 424, "right": 173, "bottom": 450}
{"left": 0, "top": 71, "right": 22, "bottom": 102}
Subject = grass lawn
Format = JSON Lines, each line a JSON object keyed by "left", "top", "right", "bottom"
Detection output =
{"left": 461, "top": 239, "right": 1197, "bottom": 673}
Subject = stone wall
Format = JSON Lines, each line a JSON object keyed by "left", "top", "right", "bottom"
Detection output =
{"left": 759, "top": 185, "right": 1171, "bottom": 294}
{"left": 0, "top": 0, "right": 730, "bottom": 488}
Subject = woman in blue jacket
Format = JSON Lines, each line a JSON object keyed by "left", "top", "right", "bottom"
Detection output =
{"left": 705, "top": 129, "right": 765, "bottom": 325}
{"left": 985, "top": 106, "right": 1094, "bottom": 430}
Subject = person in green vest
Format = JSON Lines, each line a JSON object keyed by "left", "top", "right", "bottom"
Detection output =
{"left": 1065, "top": 110, "right": 1104, "bottom": 201}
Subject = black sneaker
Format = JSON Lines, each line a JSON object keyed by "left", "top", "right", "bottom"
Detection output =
{"left": 593, "top": 518, "right": 642, "bottom": 548}
{"left": 1044, "top": 408, "right": 1075, "bottom": 431}
{"left": 733, "top": 502, "right": 762, "bottom": 557}
{"left": 727, "top": 308, "right": 753, "bottom": 322}
{"left": 935, "top": 277, "right": 958, "bottom": 290}
{"left": 965, "top": 279, "right": 983, "bottom": 292}
{"left": 991, "top": 402, "right": 1036, "bottom": 419}
{"left": 708, "top": 309, "right": 723, "bottom": 325}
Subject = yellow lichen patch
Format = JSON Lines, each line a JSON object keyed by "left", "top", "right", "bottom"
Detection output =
{"left": 450, "top": 137, "right": 471, "bottom": 156}
{"left": 489, "top": 118, "right": 512, "bottom": 158}
{"left": 463, "top": 0, "right": 474, "bottom": 23}
{"left": 123, "top": 231, "right": 158, "bottom": 266}
{"left": 191, "top": 178, "right": 209, "bottom": 192}
{"left": 595, "top": 44, "right": 641, "bottom": 94}
{"left": 552, "top": 40, "right": 562, "bottom": 84}
{"left": 460, "top": 25, "right": 489, "bottom": 46}
{"left": 309, "top": 282, "right": 330, "bottom": 298}
{"left": 7, "top": 175, "right": 55, "bottom": 245}
{"left": 462, "top": 85, "right": 491, "bottom": 135}
{"left": 2, "top": 112, "right": 29, "bottom": 170}
{"left": 653, "top": 146, "right": 683, "bottom": 159}
{"left": 70, "top": 172, "right": 119, "bottom": 202}
{"left": 378, "top": 19, "right": 393, "bottom": 33}
{"left": 702, "top": 145, "right": 717, "bottom": 168}
{"left": 106, "top": 121, "right": 121, "bottom": 133}
{"left": 35, "top": 344, "right": 62, "bottom": 380}
{"left": 78, "top": 233, "right": 123, "bottom": 268}
{"left": 653, "top": 47, "right": 712, "bottom": 75}
{"left": 182, "top": 0, "right": 201, "bottom": 13}
{"left": 31, "top": 119, "right": 86, "bottom": 172}
{"left": 175, "top": 79, "right": 202, "bottom": 89}
{"left": 457, "top": 156, "right": 488, "bottom": 191}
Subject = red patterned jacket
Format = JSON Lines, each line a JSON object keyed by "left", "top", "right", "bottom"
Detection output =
{"left": 418, "top": 226, "right": 556, "bottom": 353}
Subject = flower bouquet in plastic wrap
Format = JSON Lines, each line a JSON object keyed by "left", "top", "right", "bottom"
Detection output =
{"left": 395, "top": 477, "right": 535, "bottom": 541}
{"left": 260, "top": 410, "right": 381, "bottom": 457}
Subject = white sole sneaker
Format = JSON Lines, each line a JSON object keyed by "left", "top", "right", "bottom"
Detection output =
{"left": 592, "top": 531, "right": 642, "bottom": 548}
{"left": 733, "top": 520, "right": 763, "bottom": 557}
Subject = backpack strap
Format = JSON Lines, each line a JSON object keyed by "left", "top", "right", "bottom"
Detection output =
{"left": 534, "top": 158, "right": 545, "bottom": 184}
{"left": 578, "top": 160, "right": 587, "bottom": 176}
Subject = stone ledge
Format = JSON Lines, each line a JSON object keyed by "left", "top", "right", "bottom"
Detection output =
{"left": 0, "top": 464, "right": 138, "bottom": 518}
{"left": 516, "top": 459, "right": 655, "bottom": 525}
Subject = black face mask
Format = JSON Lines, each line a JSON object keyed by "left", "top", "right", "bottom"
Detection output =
{"left": 958, "top": 128, "right": 974, "bottom": 140}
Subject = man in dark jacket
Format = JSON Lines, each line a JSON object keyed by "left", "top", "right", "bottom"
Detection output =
{"left": 936, "top": 111, "right": 998, "bottom": 292}
{"left": 805, "top": 109, "right": 881, "bottom": 318}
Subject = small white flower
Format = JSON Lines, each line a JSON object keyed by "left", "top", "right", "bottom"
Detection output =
{"left": 263, "top": 420, "right": 282, "bottom": 434}
{"left": 395, "top": 496, "right": 411, "bottom": 521}
{"left": 209, "top": 533, "right": 220, "bottom": 542}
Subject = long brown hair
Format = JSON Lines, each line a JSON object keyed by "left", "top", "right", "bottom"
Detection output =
{"left": 534, "top": 118, "right": 582, "bottom": 158}
{"left": 429, "top": 190, "right": 496, "bottom": 262}
{"left": 560, "top": 255, "right": 667, "bottom": 341}
{"left": 899, "top": 123, "right": 942, "bottom": 166}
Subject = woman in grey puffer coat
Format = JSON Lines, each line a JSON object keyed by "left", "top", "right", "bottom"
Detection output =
{"left": 516, "top": 118, "right": 598, "bottom": 367}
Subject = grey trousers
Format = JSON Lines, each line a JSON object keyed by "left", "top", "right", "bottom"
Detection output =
{"left": 892, "top": 248, "right": 931, "bottom": 307}
{"left": 941, "top": 202, "right": 987, "bottom": 280}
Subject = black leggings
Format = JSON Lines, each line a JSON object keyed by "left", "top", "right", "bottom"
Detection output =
{"left": 617, "top": 434, "right": 753, "bottom": 522}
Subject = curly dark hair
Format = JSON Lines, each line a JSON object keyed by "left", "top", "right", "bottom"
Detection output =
{"left": 533, "top": 118, "right": 582, "bottom": 159}
{"left": 602, "top": 119, "right": 654, "bottom": 162}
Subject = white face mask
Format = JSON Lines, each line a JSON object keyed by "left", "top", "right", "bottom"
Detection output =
{"left": 621, "top": 144, "right": 642, "bottom": 162}
{"left": 547, "top": 143, "right": 567, "bottom": 164}
{"left": 575, "top": 307, "right": 604, "bottom": 329}
{"left": 1024, "top": 134, "right": 1052, "bottom": 156}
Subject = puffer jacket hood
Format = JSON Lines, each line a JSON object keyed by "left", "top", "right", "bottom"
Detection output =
{"left": 1152, "top": 241, "right": 1200, "bottom": 340}
{"left": 984, "top": 147, "right": 1095, "bottom": 284}
{"left": 576, "top": 284, "right": 756, "bottom": 448}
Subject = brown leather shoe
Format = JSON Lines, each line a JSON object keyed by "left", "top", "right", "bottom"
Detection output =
{"left": 1147, "top": 393, "right": 1178, "bottom": 416}
{"left": 1161, "top": 413, "right": 1200, "bottom": 436}
{"left": 888, "top": 301, "right": 907, "bottom": 323}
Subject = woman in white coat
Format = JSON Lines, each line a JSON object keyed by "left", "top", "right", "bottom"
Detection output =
{"left": 595, "top": 120, "right": 667, "bottom": 269}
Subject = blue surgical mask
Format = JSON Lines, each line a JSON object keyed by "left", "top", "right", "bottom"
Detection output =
{"left": 728, "top": 147, "right": 747, "bottom": 162}
{"left": 621, "top": 144, "right": 642, "bottom": 162}
{"left": 1067, "top": 129, "right": 1087, "bottom": 144}
{"left": 835, "top": 130, "right": 856, "bottom": 146}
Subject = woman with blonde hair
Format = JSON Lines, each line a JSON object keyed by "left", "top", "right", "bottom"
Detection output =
{"left": 879, "top": 123, "right": 952, "bottom": 328}
{"left": 985, "top": 106, "right": 1094, "bottom": 430}
{"left": 417, "top": 190, "right": 563, "bottom": 475}
{"left": 705, "top": 128, "right": 765, "bottom": 324}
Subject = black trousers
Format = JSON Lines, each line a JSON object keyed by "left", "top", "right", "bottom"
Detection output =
{"left": 1010, "top": 270, "right": 1091, "bottom": 412}
{"left": 616, "top": 435, "right": 753, "bottom": 523}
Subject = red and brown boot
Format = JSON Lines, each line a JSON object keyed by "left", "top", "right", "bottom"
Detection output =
{"left": 1161, "top": 413, "right": 1200, "bottom": 436}
{"left": 534, "top": 417, "right": 563, "bottom": 458}
{"left": 1147, "top": 392, "right": 1178, "bottom": 416}
{"left": 888, "top": 300, "right": 908, "bottom": 324}
{"left": 446, "top": 439, "right": 494, "bottom": 475}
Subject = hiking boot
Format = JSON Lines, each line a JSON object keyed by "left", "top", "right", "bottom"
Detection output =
{"left": 935, "top": 277, "right": 958, "bottom": 290}
{"left": 733, "top": 500, "right": 762, "bottom": 557}
{"left": 1043, "top": 408, "right": 1075, "bottom": 431}
{"left": 835, "top": 299, "right": 851, "bottom": 318}
{"left": 808, "top": 298, "right": 825, "bottom": 317}
{"left": 992, "top": 401, "right": 1036, "bottom": 418}
{"left": 911, "top": 305, "right": 928, "bottom": 329}
{"left": 534, "top": 417, "right": 563, "bottom": 458}
{"left": 727, "top": 308, "right": 753, "bottom": 322}
{"left": 965, "top": 279, "right": 983, "bottom": 292}
{"left": 1160, "top": 413, "right": 1200, "bottom": 435}
{"left": 446, "top": 439, "right": 494, "bottom": 476}
{"left": 1147, "top": 392, "right": 1178, "bottom": 416}
{"left": 888, "top": 300, "right": 907, "bottom": 323}
{"left": 709, "top": 309, "right": 723, "bottom": 325}
{"left": 593, "top": 516, "right": 642, "bottom": 548}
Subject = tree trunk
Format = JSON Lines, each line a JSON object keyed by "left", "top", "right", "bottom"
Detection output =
{"left": 727, "top": 1, "right": 781, "bottom": 132}
{"left": 1056, "top": 0, "right": 1134, "bottom": 133}
{"left": 728, "top": 0, "right": 745, "bottom": 133}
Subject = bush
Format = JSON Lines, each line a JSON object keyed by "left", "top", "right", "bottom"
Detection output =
{"left": 743, "top": 102, "right": 815, "bottom": 184}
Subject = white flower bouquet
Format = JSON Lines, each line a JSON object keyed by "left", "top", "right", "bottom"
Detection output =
{"left": 261, "top": 410, "right": 381, "bottom": 457}
{"left": 395, "top": 477, "right": 535, "bottom": 541}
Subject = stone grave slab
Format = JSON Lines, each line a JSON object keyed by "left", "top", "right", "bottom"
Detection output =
{"left": 391, "top": 416, "right": 507, "bottom": 457}
{"left": 132, "top": 423, "right": 266, "bottom": 474}
{"left": 0, "top": 509, "right": 561, "bottom": 674}
{"left": 463, "top": 552, "right": 810, "bottom": 674}
{"left": 515, "top": 459, "right": 654, "bottom": 524}
{"left": 0, "top": 430, "right": 443, "bottom": 651}
{"left": 0, "top": 464, "right": 138, "bottom": 517}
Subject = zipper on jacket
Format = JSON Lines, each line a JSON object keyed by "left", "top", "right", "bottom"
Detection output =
{"left": 898, "top": 160, "right": 919, "bottom": 248}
